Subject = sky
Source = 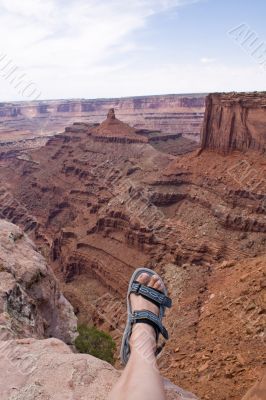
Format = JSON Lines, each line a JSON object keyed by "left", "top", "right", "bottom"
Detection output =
{"left": 0, "top": 0, "right": 265, "bottom": 101}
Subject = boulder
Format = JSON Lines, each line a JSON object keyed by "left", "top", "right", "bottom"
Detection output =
{"left": 241, "top": 373, "right": 266, "bottom": 400}
{"left": 0, "top": 338, "right": 198, "bottom": 400}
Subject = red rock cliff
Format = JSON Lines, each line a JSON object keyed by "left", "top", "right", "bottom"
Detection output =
{"left": 201, "top": 92, "right": 266, "bottom": 154}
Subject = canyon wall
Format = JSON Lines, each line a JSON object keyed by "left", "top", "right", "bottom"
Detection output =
{"left": 0, "top": 94, "right": 205, "bottom": 143}
{"left": 201, "top": 92, "right": 266, "bottom": 154}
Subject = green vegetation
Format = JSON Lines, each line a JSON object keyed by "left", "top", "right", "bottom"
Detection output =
{"left": 75, "top": 324, "right": 116, "bottom": 365}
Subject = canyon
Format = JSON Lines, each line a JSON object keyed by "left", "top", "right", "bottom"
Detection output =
{"left": 0, "top": 219, "right": 195, "bottom": 400}
{"left": 0, "top": 92, "right": 265, "bottom": 400}
{"left": 0, "top": 94, "right": 205, "bottom": 157}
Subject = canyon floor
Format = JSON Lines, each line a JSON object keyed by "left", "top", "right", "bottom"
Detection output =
{"left": 0, "top": 104, "right": 265, "bottom": 400}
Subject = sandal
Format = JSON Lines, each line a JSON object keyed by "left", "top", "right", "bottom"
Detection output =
{"left": 120, "top": 267, "right": 172, "bottom": 365}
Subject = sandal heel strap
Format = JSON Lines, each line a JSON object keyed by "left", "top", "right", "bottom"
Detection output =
{"left": 130, "top": 310, "right": 169, "bottom": 340}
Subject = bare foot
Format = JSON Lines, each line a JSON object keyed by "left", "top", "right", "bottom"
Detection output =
{"left": 129, "top": 272, "right": 164, "bottom": 354}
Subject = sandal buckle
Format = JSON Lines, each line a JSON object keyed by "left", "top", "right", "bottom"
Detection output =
{"left": 135, "top": 282, "right": 141, "bottom": 293}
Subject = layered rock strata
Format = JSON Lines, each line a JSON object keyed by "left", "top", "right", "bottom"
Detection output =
{"left": 0, "top": 221, "right": 198, "bottom": 400}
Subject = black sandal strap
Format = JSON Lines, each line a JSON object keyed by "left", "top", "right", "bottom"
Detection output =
{"left": 130, "top": 310, "right": 169, "bottom": 340}
{"left": 130, "top": 281, "right": 172, "bottom": 308}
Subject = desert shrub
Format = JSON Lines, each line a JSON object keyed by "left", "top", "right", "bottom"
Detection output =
{"left": 74, "top": 324, "right": 116, "bottom": 364}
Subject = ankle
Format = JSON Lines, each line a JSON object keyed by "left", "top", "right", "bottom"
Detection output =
{"left": 130, "top": 324, "right": 157, "bottom": 360}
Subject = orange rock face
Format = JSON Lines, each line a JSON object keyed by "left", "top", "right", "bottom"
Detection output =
{"left": 201, "top": 92, "right": 266, "bottom": 154}
{"left": 0, "top": 219, "right": 77, "bottom": 343}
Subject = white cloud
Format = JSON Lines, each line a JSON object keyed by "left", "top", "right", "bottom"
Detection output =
{"left": 0, "top": 0, "right": 191, "bottom": 66}
{"left": 200, "top": 57, "right": 216, "bottom": 64}
{"left": 0, "top": 0, "right": 202, "bottom": 100}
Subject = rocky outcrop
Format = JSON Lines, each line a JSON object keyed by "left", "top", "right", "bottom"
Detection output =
{"left": 0, "top": 338, "right": 198, "bottom": 400}
{"left": 92, "top": 108, "right": 148, "bottom": 143}
{"left": 65, "top": 120, "right": 197, "bottom": 155}
{"left": 201, "top": 92, "right": 266, "bottom": 154}
{"left": 0, "top": 220, "right": 77, "bottom": 344}
{"left": 0, "top": 136, "right": 51, "bottom": 160}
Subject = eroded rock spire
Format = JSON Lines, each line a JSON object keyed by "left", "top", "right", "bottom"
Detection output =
{"left": 107, "top": 108, "right": 116, "bottom": 120}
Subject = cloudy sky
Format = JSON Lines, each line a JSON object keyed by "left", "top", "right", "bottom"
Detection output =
{"left": 0, "top": 0, "right": 265, "bottom": 101}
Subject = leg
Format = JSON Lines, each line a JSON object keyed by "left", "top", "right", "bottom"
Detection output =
{"left": 108, "top": 273, "right": 167, "bottom": 400}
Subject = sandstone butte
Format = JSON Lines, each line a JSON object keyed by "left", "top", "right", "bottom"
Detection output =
{"left": 92, "top": 107, "right": 148, "bottom": 143}
{"left": 0, "top": 91, "right": 265, "bottom": 400}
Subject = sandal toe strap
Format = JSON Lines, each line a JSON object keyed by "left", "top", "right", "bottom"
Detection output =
{"left": 131, "top": 281, "right": 172, "bottom": 308}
